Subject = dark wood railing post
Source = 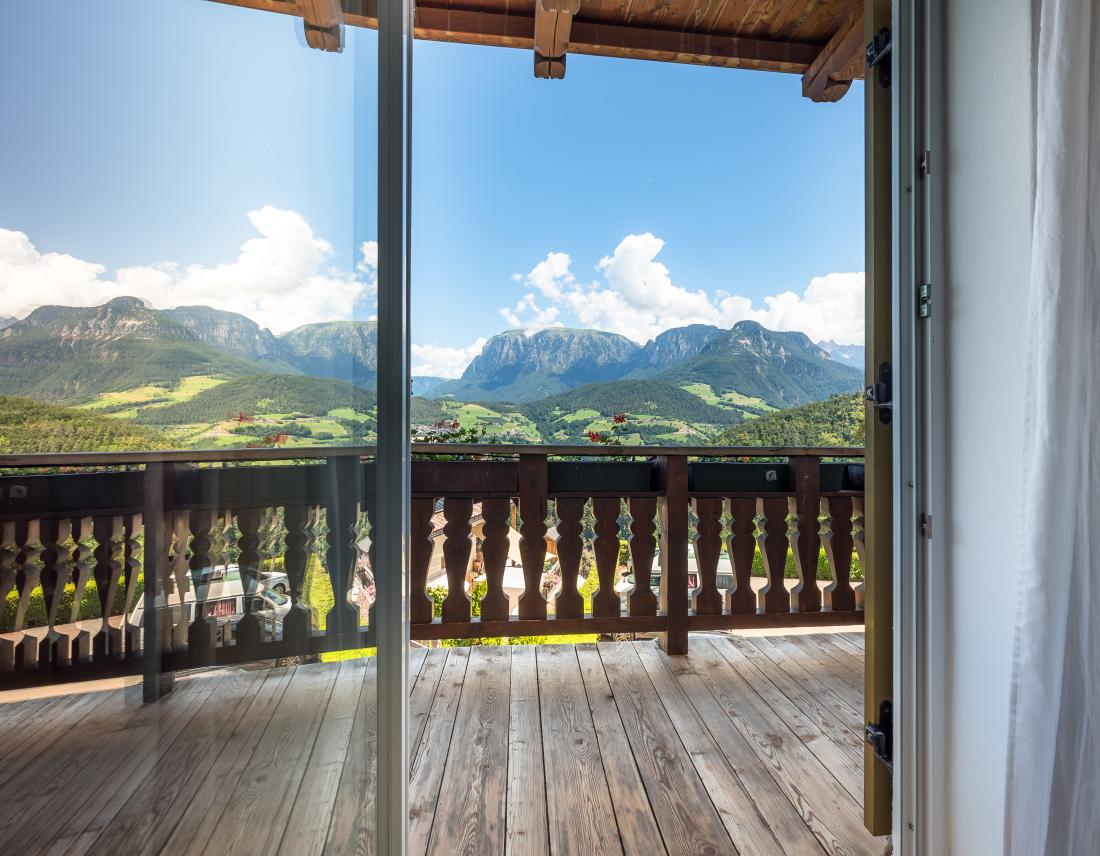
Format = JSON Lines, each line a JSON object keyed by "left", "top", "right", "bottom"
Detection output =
{"left": 517, "top": 454, "right": 548, "bottom": 620}
{"left": 787, "top": 455, "right": 823, "bottom": 613}
{"left": 657, "top": 455, "right": 689, "bottom": 654}
{"left": 142, "top": 461, "right": 174, "bottom": 702}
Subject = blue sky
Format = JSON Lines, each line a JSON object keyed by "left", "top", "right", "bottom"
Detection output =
{"left": 0, "top": 0, "right": 863, "bottom": 376}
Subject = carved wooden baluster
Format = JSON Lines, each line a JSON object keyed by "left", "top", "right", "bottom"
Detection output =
{"left": 92, "top": 515, "right": 124, "bottom": 660}
{"left": 441, "top": 497, "right": 473, "bottom": 623}
{"left": 410, "top": 497, "right": 436, "bottom": 625}
{"left": 787, "top": 456, "right": 823, "bottom": 613}
{"left": 755, "top": 497, "right": 789, "bottom": 614}
{"left": 360, "top": 502, "right": 375, "bottom": 630}
{"left": 518, "top": 455, "right": 548, "bottom": 620}
{"left": 479, "top": 498, "right": 512, "bottom": 622}
{"left": 37, "top": 518, "right": 71, "bottom": 667}
{"left": 122, "top": 513, "right": 143, "bottom": 656}
{"left": 725, "top": 498, "right": 757, "bottom": 614}
{"left": 282, "top": 505, "right": 312, "bottom": 641}
{"left": 235, "top": 507, "right": 264, "bottom": 650}
{"left": 0, "top": 521, "right": 18, "bottom": 672}
{"left": 12, "top": 520, "right": 43, "bottom": 671}
{"left": 186, "top": 509, "right": 218, "bottom": 657}
{"left": 554, "top": 497, "right": 585, "bottom": 620}
{"left": 852, "top": 496, "right": 866, "bottom": 610}
{"left": 821, "top": 496, "right": 856, "bottom": 611}
{"left": 324, "top": 457, "right": 361, "bottom": 636}
{"left": 168, "top": 512, "right": 192, "bottom": 651}
{"left": 691, "top": 498, "right": 724, "bottom": 615}
{"left": 626, "top": 497, "right": 658, "bottom": 617}
{"left": 68, "top": 517, "right": 94, "bottom": 664}
{"left": 592, "top": 497, "right": 621, "bottom": 618}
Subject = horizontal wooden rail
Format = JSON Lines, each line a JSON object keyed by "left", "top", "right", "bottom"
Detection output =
{"left": 0, "top": 443, "right": 864, "bottom": 468}
{"left": 0, "top": 451, "right": 865, "bottom": 692}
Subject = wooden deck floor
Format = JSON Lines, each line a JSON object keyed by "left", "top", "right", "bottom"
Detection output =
{"left": 0, "top": 632, "right": 884, "bottom": 856}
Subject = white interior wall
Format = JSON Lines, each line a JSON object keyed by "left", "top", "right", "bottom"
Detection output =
{"left": 941, "top": 0, "right": 1034, "bottom": 852}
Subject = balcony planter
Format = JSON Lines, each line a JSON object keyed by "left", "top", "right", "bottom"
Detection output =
{"left": 689, "top": 462, "right": 790, "bottom": 493}
{"left": 820, "top": 462, "right": 865, "bottom": 492}
{"left": 548, "top": 460, "right": 654, "bottom": 494}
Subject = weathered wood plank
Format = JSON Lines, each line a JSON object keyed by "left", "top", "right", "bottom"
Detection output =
{"left": 777, "top": 636, "right": 863, "bottom": 708}
{"left": 632, "top": 641, "right": 783, "bottom": 856}
{"left": 596, "top": 641, "right": 731, "bottom": 854}
{"left": 160, "top": 668, "right": 295, "bottom": 855}
{"left": 277, "top": 660, "right": 371, "bottom": 856}
{"left": 0, "top": 678, "right": 209, "bottom": 854}
{"left": 662, "top": 644, "right": 828, "bottom": 856}
{"left": 428, "top": 646, "right": 511, "bottom": 855}
{"left": 506, "top": 646, "right": 549, "bottom": 856}
{"left": 204, "top": 664, "right": 340, "bottom": 855}
{"left": 574, "top": 644, "right": 665, "bottom": 855}
{"left": 324, "top": 657, "right": 380, "bottom": 856}
{"left": 408, "top": 647, "right": 471, "bottom": 856}
{"left": 748, "top": 635, "right": 864, "bottom": 734}
{"left": 688, "top": 638, "right": 878, "bottom": 853}
{"left": 825, "top": 632, "right": 866, "bottom": 659}
{"left": 715, "top": 638, "right": 863, "bottom": 800}
{"left": 729, "top": 637, "right": 863, "bottom": 772}
{"left": 536, "top": 644, "right": 623, "bottom": 856}
{"left": 64, "top": 672, "right": 263, "bottom": 856}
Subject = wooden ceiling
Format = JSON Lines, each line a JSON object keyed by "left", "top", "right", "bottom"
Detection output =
{"left": 212, "top": 0, "right": 865, "bottom": 100}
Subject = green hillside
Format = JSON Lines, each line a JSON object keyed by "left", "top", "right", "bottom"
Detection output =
{"left": 0, "top": 394, "right": 170, "bottom": 453}
{"left": 521, "top": 380, "right": 740, "bottom": 444}
{"left": 713, "top": 393, "right": 863, "bottom": 447}
{"left": 134, "top": 374, "right": 376, "bottom": 426}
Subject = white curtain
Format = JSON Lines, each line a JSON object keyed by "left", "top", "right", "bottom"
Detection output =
{"left": 1005, "top": 1, "right": 1100, "bottom": 853}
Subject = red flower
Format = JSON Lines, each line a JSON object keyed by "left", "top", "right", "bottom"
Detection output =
{"left": 612, "top": 413, "right": 627, "bottom": 424}
{"left": 587, "top": 431, "right": 602, "bottom": 443}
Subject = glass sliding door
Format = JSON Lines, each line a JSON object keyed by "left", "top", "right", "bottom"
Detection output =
{"left": 0, "top": 1, "right": 411, "bottom": 852}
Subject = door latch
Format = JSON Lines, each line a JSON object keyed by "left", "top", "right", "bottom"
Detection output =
{"left": 866, "top": 700, "right": 893, "bottom": 770}
{"left": 865, "top": 27, "right": 892, "bottom": 89}
{"left": 865, "top": 361, "right": 892, "bottom": 425}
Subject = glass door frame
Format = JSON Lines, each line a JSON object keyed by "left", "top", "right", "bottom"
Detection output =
{"left": 373, "top": 0, "right": 414, "bottom": 850}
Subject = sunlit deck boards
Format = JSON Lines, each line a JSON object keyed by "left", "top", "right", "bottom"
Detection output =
{"left": 0, "top": 633, "right": 884, "bottom": 856}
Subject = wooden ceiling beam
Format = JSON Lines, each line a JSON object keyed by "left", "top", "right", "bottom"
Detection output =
{"left": 301, "top": 0, "right": 345, "bottom": 51}
{"left": 533, "top": 0, "right": 579, "bottom": 79}
{"left": 415, "top": 7, "right": 823, "bottom": 74}
{"left": 801, "top": 1, "right": 864, "bottom": 102}
{"left": 208, "top": 0, "right": 830, "bottom": 78}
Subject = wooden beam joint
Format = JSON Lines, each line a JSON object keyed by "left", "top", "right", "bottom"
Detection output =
{"left": 533, "top": 0, "right": 579, "bottom": 79}
{"left": 301, "top": 0, "right": 345, "bottom": 52}
{"left": 802, "top": 1, "right": 864, "bottom": 102}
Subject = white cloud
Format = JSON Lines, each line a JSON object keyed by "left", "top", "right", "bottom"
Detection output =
{"left": 0, "top": 207, "right": 376, "bottom": 334}
{"left": 411, "top": 338, "right": 487, "bottom": 378}
{"left": 502, "top": 234, "right": 865, "bottom": 346}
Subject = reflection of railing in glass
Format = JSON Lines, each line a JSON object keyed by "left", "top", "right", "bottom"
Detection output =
{"left": 0, "top": 445, "right": 864, "bottom": 691}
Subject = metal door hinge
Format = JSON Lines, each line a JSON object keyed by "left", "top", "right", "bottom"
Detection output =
{"left": 864, "top": 361, "right": 892, "bottom": 425}
{"left": 920, "top": 149, "right": 932, "bottom": 177}
{"left": 866, "top": 699, "right": 894, "bottom": 770}
{"left": 920, "top": 513, "right": 933, "bottom": 539}
{"left": 866, "top": 27, "right": 892, "bottom": 89}
{"left": 919, "top": 283, "right": 932, "bottom": 318}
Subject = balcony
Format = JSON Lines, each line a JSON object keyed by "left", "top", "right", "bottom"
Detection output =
{"left": 0, "top": 445, "right": 876, "bottom": 854}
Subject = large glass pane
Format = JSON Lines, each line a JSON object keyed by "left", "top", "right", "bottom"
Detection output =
{"left": 0, "top": 2, "right": 397, "bottom": 851}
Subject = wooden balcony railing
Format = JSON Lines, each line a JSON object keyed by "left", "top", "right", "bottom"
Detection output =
{"left": 0, "top": 445, "right": 865, "bottom": 691}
